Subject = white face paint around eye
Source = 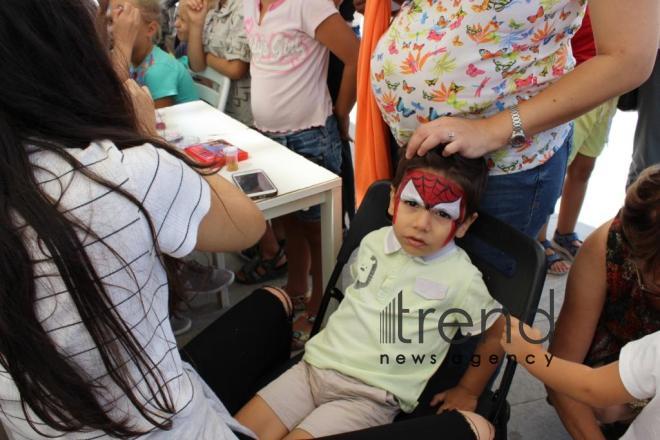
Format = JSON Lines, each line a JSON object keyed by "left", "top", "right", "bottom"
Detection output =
{"left": 399, "top": 180, "right": 425, "bottom": 206}
{"left": 400, "top": 180, "right": 462, "bottom": 221}
{"left": 430, "top": 198, "right": 462, "bottom": 221}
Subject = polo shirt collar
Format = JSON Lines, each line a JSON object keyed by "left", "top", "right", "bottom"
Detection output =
{"left": 384, "top": 227, "right": 457, "bottom": 264}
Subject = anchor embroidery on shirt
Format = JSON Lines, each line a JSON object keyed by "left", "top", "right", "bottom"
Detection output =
{"left": 355, "top": 255, "right": 377, "bottom": 289}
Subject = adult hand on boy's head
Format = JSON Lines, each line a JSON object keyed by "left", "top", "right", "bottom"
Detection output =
{"left": 500, "top": 316, "right": 544, "bottom": 360}
{"left": 431, "top": 384, "right": 479, "bottom": 413}
{"left": 405, "top": 116, "right": 507, "bottom": 160}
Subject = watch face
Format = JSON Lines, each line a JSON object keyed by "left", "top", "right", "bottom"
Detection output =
{"left": 511, "top": 134, "right": 526, "bottom": 148}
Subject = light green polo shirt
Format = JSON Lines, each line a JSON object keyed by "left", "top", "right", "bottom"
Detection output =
{"left": 304, "top": 226, "right": 500, "bottom": 413}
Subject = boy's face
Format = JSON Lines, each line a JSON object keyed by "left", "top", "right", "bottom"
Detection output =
{"left": 388, "top": 168, "right": 477, "bottom": 257}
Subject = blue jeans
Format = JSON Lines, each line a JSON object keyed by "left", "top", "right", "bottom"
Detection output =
{"left": 460, "top": 132, "right": 571, "bottom": 277}
{"left": 266, "top": 116, "right": 343, "bottom": 221}
{"left": 480, "top": 132, "right": 571, "bottom": 238}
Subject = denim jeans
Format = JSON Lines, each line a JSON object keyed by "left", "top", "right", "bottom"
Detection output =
{"left": 459, "top": 130, "right": 571, "bottom": 277}
{"left": 266, "top": 116, "right": 343, "bottom": 221}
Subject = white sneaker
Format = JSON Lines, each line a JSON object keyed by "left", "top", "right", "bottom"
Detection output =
{"left": 180, "top": 261, "right": 235, "bottom": 295}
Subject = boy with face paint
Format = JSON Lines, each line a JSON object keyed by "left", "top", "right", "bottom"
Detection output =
{"left": 237, "top": 149, "right": 505, "bottom": 440}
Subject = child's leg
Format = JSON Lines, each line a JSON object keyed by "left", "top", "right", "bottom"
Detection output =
{"left": 301, "top": 218, "right": 323, "bottom": 315}
{"left": 236, "top": 395, "right": 289, "bottom": 440}
{"left": 236, "top": 361, "right": 316, "bottom": 440}
{"left": 283, "top": 213, "right": 311, "bottom": 299}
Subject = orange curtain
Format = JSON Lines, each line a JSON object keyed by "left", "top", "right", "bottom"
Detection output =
{"left": 354, "top": 0, "right": 392, "bottom": 205}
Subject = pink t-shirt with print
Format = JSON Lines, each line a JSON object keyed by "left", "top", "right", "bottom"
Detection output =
{"left": 244, "top": 0, "right": 338, "bottom": 133}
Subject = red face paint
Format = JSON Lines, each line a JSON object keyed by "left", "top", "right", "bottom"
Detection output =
{"left": 393, "top": 169, "right": 466, "bottom": 246}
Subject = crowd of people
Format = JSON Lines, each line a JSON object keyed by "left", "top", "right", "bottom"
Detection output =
{"left": 0, "top": 0, "right": 658, "bottom": 439}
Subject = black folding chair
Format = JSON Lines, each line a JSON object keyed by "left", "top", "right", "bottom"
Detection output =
{"left": 296, "top": 180, "right": 546, "bottom": 438}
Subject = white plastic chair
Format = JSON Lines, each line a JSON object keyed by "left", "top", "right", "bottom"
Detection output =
{"left": 190, "top": 67, "right": 231, "bottom": 112}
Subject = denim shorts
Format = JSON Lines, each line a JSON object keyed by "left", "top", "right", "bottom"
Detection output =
{"left": 265, "top": 116, "right": 343, "bottom": 221}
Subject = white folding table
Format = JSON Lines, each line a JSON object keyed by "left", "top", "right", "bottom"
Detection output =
{"left": 157, "top": 101, "right": 343, "bottom": 305}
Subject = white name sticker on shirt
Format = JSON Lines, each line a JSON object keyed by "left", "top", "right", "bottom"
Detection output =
{"left": 414, "top": 277, "right": 447, "bottom": 300}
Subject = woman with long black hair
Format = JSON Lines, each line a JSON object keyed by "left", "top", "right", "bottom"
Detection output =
{"left": 0, "top": 0, "right": 292, "bottom": 438}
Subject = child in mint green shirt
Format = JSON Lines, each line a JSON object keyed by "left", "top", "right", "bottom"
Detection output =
{"left": 236, "top": 149, "right": 507, "bottom": 439}
{"left": 108, "top": 0, "right": 197, "bottom": 108}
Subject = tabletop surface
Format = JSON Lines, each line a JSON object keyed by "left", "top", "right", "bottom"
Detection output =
{"left": 157, "top": 101, "right": 341, "bottom": 208}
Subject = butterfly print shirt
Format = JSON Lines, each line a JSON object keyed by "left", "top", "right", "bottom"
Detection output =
{"left": 371, "top": 0, "right": 585, "bottom": 175}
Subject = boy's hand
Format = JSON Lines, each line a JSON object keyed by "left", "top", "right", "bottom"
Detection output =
{"left": 500, "top": 316, "right": 544, "bottom": 360}
{"left": 431, "top": 384, "right": 479, "bottom": 413}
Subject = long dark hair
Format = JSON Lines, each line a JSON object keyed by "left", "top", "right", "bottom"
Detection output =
{"left": 0, "top": 0, "right": 200, "bottom": 436}
{"left": 622, "top": 165, "right": 660, "bottom": 272}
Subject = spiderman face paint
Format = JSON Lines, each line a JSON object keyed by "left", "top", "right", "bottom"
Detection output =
{"left": 394, "top": 170, "right": 466, "bottom": 222}
{"left": 391, "top": 169, "right": 467, "bottom": 254}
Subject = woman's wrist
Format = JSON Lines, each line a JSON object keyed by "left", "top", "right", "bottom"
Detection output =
{"left": 483, "top": 110, "right": 514, "bottom": 152}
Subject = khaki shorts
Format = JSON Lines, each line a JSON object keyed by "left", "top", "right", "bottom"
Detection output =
{"left": 569, "top": 96, "right": 618, "bottom": 164}
{"left": 257, "top": 361, "right": 400, "bottom": 437}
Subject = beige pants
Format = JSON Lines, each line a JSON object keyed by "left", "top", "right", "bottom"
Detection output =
{"left": 258, "top": 361, "right": 400, "bottom": 437}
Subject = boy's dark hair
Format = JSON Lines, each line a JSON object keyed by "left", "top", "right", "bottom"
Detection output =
{"left": 392, "top": 147, "right": 489, "bottom": 217}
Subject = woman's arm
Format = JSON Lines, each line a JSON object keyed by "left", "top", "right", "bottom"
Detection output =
{"left": 108, "top": 3, "right": 141, "bottom": 82}
{"left": 315, "top": 14, "right": 360, "bottom": 140}
{"left": 545, "top": 221, "right": 611, "bottom": 440}
{"left": 502, "top": 317, "right": 634, "bottom": 409}
{"left": 196, "top": 173, "right": 266, "bottom": 252}
{"left": 406, "top": 0, "right": 659, "bottom": 158}
{"left": 431, "top": 316, "right": 507, "bottom": 412}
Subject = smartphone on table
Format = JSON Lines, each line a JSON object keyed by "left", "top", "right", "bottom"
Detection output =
{"left": 232, "top": 169, "right": 278, "bottom": 199}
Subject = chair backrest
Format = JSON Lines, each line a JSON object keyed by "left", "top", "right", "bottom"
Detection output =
{"left": 190, "top": 67, "right": 231, "bottom": 111}
{"left": 311, "top": 179, "right": 546, "bottom": 426}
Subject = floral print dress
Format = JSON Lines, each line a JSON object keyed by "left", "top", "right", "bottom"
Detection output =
{"left": 370, "top": 0, "right": 586, "bottom": 175}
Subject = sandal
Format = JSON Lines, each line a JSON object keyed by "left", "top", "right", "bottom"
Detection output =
{"left": 540, "top": 240, "right": 570, "bottom": 276}
{"left": 238, "top": 244, "right": 259, "bottom": 261}
{"left": 235, "top": 245, "right": 287, "bottom": 285}
{"left": 552, "top": 231, "right": 583, "bottom": 261}
{"left": 291, "top": 314, "right": 316, "bottom": 351}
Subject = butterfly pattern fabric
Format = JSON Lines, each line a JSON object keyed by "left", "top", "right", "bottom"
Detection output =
{"left": 370, "top": 0, "right": 585, "bottom": 175}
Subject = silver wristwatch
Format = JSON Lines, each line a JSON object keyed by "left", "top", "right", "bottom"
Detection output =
{"left": 509, "top": 105, "right": 526, "bottom": 148}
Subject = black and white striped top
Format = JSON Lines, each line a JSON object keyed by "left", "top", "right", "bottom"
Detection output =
{"left": 0, "top": 141, "right": 248, "bottom": 439}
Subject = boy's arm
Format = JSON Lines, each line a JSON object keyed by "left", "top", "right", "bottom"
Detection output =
{"left": 432, "top": 315, "right": 506, "bottom": 412}
{"left": 502, "top": 317, "right": 634, "bottom": 408}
